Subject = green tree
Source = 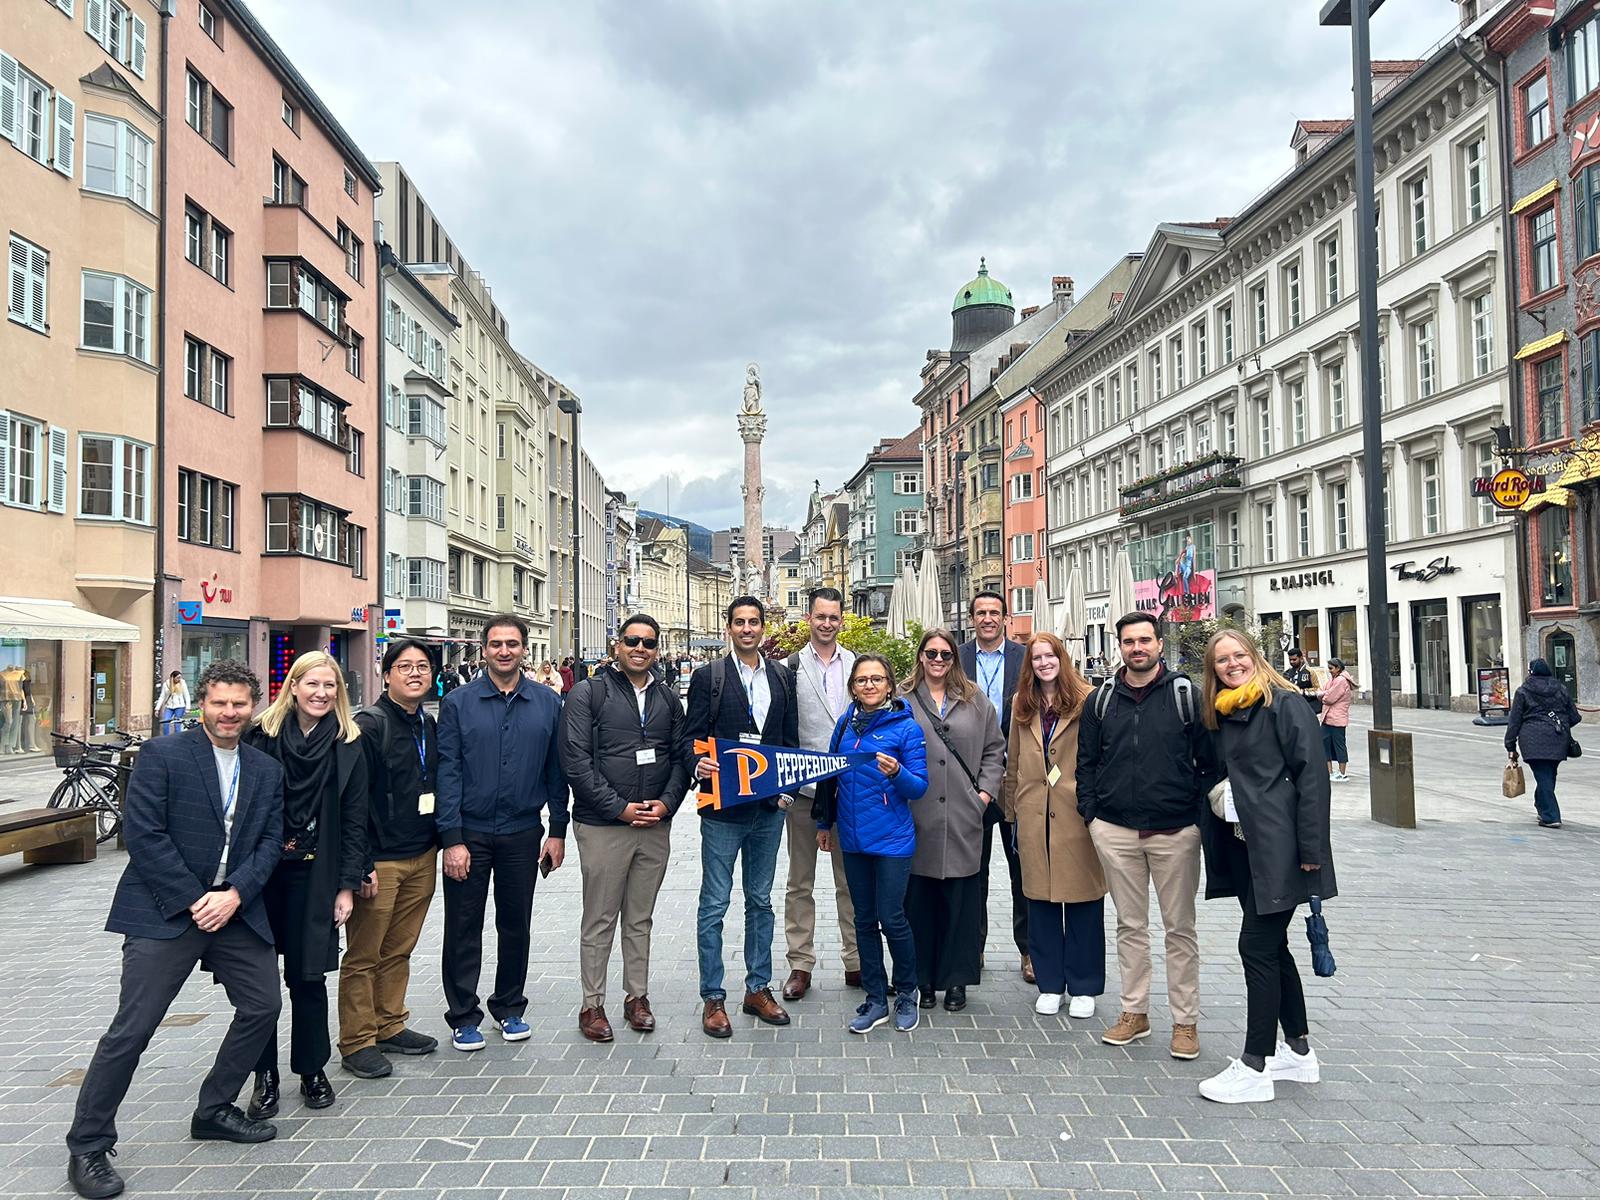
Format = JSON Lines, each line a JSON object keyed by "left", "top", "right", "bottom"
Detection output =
{"left": 765, "top": 613, "right": 921, "bottom": 682}
{"left": 1171, "top": 613, "right": 1287, "bottom": 683}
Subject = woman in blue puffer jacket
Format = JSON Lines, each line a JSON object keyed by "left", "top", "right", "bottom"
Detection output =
{"left": 815, "top": 653, "right": 929, "bottom": 1035}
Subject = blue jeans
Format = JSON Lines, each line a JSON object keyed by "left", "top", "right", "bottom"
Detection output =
{"left": 841, "top": 851, "right": 917, "bottom": 1005}
{"left": 161, "top": 707, "right": 186, "bottom": 736}
{"left": 697, "top": 807, "right": 785, "bottom": 1000}
{"left": 1528, "top": 760, "right": 1562, "bottom": 824}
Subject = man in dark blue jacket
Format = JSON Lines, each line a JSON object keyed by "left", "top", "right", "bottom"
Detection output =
{"left": 66, "top": 661, "right": 286, "bottom": 1200}
{"left": 436, "top": 614, "right": 569, "bottom": 1052}
{"left": 685, "top": 596, "right": 799, "bottom": 1038}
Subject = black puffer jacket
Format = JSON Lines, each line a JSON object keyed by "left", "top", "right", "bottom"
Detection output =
{"left": 561, "top": 666, "right": 691, "bottom": 824}
{"left": 1505, "top": 676, "right": 1581, "bottom": 762}
{"left": 1075, "top": 666, "right": 1219, "bottom": 829}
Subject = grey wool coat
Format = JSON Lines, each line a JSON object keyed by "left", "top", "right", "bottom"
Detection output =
{"left": 905, "top": 683, "right": 1005, "bottom": 879}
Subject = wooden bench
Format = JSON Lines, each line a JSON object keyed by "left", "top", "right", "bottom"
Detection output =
{"left": 0, "top": 808, "right": 98, "bottom": 865}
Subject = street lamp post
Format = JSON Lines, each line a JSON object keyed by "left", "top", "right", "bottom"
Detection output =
{"left": 557, "top": 396, "right": 582, "bottom": 666}
{"left": 1320, "top": 0, "right": 1415, "bottom": 827}
{"left": 954, "top": 449, "right": 971, "bottom": 639}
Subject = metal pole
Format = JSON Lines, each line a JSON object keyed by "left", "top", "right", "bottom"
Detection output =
{"left": 570, "top": 410, "right": 582, "bottom": 665}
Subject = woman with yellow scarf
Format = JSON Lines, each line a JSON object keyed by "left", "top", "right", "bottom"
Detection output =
{"left": 1196, "top": 630, "right": 1335, "bottom": 1105}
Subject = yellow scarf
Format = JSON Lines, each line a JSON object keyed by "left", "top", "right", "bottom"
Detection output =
{"left": 1214, "top": 679, "right": 1266, "bottom": 716}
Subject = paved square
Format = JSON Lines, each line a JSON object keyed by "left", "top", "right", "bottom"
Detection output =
{"left": 2, "top": 706, "right": 1597, "bottom": 1199}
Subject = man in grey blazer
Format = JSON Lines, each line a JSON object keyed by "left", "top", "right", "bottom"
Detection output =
{"left": 66, "top": 661, "right": 286, "bottom": 1199}
{"left": 781, "top": 588, "right": 859, "bottom": 999}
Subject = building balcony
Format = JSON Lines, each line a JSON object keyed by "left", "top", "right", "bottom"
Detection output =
{"left": 1119, "top": 452, "right": 1244, "bottom": 519}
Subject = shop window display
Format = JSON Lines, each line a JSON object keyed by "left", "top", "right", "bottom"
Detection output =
{"left": 0, "top": 640, "right": 58, "bottom": 754}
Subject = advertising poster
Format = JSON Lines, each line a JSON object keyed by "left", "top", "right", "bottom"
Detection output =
{"left": 1134, "top": 568, "right": 1217, "bottom": 624}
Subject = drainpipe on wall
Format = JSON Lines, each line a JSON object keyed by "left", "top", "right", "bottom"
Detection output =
{"left": 153, "top": 0, "right": 173, "bottom": 695}
{"left": 375, "top": 248, "right": 390, "bottom": 678}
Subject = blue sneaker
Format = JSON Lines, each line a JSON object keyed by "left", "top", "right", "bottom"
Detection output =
{"left": 452, "top": 1025, "right": 485, "bottom": 1052}
{"left": 848, "top": 1000, "right": 890, "bottom": 1034}
{"left": 495, "top": 1015, "right": 531, "bottom": 1042}
{"left": 894, "top": 995, "right": 919, "bottom": 1033}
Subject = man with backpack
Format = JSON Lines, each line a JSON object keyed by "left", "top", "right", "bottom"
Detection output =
{"left": 561, "top": 614, "right": 689, "bottom": 1041}
{"left": 1076, "top": 612, "right": 1217, "bottom": 1062}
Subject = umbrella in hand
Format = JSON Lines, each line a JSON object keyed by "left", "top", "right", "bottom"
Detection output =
{"left": 1305, "top": 895, "right": 1336, "bottom": 978}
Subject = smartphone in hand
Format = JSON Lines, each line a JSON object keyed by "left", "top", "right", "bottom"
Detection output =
{"left": 538, "top": 852, "right": 554, "bottom": 878}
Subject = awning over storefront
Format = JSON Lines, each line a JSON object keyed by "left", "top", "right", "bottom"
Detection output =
{"left": 0, "top": 597, "right": 141, "bottom": 642}
{"left": 1554, "top": 431, "right": 1600, "bottom": 489}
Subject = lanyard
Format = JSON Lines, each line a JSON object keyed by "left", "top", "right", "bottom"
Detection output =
{"left": 938, "top": 694, "right": 948, "bottom": 719}
{"left": 978, "top": 653, "right": 1003, "bottom": 701}
{"left": 410, "top": 721, "right": 428, "bottom": 780}
{"left": 1041, "top": 711, "right": 1059, "bottom": 757}
{"left": 738, "top": 661, "right": 760, "bottom": 725}
{"left": 222, "top": 754, "right": 240, "bottom": 819}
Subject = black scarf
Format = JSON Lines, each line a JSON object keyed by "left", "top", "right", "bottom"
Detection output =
{"left": 849, "top": 702, "right": 890, "bottom": 737}
{"left": 279, "top": 711, "right": 339, "bottom": 832}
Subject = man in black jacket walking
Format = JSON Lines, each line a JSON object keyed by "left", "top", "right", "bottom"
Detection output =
{"left": 1077, "top": 613, "right": 1217, "bottom": 1062}
{"left": 563, "top": 614, "right": 690, "bottom": 1042}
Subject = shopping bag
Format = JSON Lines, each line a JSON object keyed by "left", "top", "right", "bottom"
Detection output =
{"left": 1502, "top": 760, "right": 1525, "bottom": 798}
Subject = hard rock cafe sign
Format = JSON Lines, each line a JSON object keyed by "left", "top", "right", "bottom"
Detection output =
{"left": 1470, "top": 467, "right": 1544, "bottom": 511}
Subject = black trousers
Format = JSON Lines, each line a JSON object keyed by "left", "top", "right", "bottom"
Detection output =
{"left": 907, "top": 872, "right": 985, "bottom": 990}
{"left": 255, "top": 861, "right": 331, "bottom": 1076}
{"left": 442, "top": 827, "right": 541, "bottom": 1029}
{"left": 67, "top": 921, "right": 280, "bottom": 1154}
{"left": 1026, "top": 896, "right": 1106, "bottom": 997}
{"left": 980, "top": 818, "right": 1029, "bottom": 955}
{"left": 1227, "top": 835, "right": 1309, "bottom": 1058}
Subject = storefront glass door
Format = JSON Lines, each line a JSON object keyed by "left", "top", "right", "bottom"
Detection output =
{"left": 1548, "top": 631, "right": 1578, "bottom": 701}
{"left": 1412, "top": 601, "right": 1449, "bottom": 710}
{"left": 90, "top": 644, "right": 121, "bottom": 733}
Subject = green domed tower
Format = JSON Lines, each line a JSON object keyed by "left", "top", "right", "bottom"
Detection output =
{"left": 950, "top": 257, "right": 1015, "bottom": 354}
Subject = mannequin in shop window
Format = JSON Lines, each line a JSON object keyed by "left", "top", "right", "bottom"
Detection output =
{"left": 0, "top": 663, "right": 27, "bottom": 754}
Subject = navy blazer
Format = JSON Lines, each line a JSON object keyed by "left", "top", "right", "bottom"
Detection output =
{"left": 959, "top": 638, "right": 1026, "bottom": 736}
{"left": 107, "top": 727, "right": 285, "bottom": 944}
{"left": 684, "top": 654, "right": 800, "bottom": 819}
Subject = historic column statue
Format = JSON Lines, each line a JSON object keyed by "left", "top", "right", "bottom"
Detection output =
{"left": 742, "top": 363, "right": 763, "bottom": 414}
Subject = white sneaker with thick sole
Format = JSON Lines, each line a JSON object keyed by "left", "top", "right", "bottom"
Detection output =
{"left": 1198, "top": 1059, "right": 1275, "bottom": 1104}
{"left": 1033, "top": 992, "right": 1063, "bottom": 1015}
{"left": 1067, "top": 995, "right": 1095, "bottom": 1019}
{"left": 1265, "top": 1042, "right": 1320, "bottom": 1083}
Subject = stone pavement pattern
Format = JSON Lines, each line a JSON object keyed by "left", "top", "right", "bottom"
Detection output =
{"left": 0, "top": 706, "right": 1597, "bottom": 1200}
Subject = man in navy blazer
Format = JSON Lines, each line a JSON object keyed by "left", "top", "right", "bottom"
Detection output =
{"left": 957, "top": 590, "right": 1033, "bottom": 983}
{"left": 684, "top": 595, "right": 799, "bottom": 1038}
{"left": 67, "top": 661, "right": 286, "bottom": 1200}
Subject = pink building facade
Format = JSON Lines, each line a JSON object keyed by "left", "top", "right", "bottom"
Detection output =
{"left": 1002, "top": 391, "right": 1046, "bottom": 637}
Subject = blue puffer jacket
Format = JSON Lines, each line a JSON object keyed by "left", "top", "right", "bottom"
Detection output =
{"left": 813, "top": 700, "right": 929, "bottom": 857}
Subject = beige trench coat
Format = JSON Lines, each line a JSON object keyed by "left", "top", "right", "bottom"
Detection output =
{"left": 1002, "top": 711, "right": 1107, "bottom": 905}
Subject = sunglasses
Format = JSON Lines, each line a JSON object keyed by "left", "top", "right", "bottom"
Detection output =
{"left": 622, "top": 635, "right": 658, "bottom": 649}
{"left": 921, "top": 649, "right": 955, "bottom": 662}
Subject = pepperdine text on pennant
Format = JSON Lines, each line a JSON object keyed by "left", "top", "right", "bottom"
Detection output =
{"left": 693, "top": 738, "right": 878, "bottom": 811}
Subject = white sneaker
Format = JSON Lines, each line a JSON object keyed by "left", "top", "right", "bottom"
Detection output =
{"left": 1332, "top": 772, "right": 1348, "bottom": 782}
{"left": 1034, "top": 992, "right": 1063, "bottom": 1015}
{"left": 1067, "top": 995, "right": 1096, "bottom": 1019}
{"left": 1198, "top": 1058, "right": 1275, "bottom": 1104}
{"left": 1265, "top": 1042, "right": 1320, "bottom": 1083}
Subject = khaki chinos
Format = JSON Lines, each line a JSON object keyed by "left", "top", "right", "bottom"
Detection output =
{"left": 784, "top": 791, "right": 859, "bottom": 973}
{"left": 1088, "top": 820, "right": 1201, "bottom": 1024}
{"left": 338, "top": 847, "right": 438, "bottom": 1056}
{"left": 575, "top": 821, "right": 673, "bottom": 1010}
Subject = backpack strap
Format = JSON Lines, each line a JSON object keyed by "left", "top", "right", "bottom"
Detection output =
{"left": 1094, "top": 678, "right": 1116, "bottom": 722}
{"left": 1171, "top": 674, "right": 1194, "bottom": 729}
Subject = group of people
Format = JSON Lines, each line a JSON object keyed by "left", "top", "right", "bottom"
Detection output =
{"left": 62, "top": 590, "right": 1339, "bottom": 1199}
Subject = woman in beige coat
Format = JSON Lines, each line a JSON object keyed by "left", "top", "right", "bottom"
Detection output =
{"left": 1003, "top": 631, "right": 1107, "bottom": 1019}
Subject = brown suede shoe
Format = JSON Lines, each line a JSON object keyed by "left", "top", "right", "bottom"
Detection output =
{"left": 844, "top": 969, "right": 863, "bottom": 989}
{"left": 1170, "top": 1023, "right": 1200, "bottom": 1060}
{"left": 623, "top": 996, "right": 655, "bottom": 1033}
{"left": 782, "top": 970, "right": 812, "bottom": 1001}
{"left": 702, "top": 998, "right": 732, "bottom": 1039}
{"left": 1021, "top": 955, "right": 1036, "bottom": 984}
{"left": 740, "top": 987, "right": 791, "bottom": 1026}
{"left": 1101, "top": 1011, "right": 1152, "bottom": 1046}
{"left": 578, "top": 1006, "right": 614, "bottom": 1043}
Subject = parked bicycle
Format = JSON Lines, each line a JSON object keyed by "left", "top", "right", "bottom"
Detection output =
{"left": 47, "top": 730, "right": 143, "bottom": 844}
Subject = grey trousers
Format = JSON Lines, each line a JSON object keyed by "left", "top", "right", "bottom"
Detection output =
{"left": 574, "top": 820, "right": 672, "bottom": 1010}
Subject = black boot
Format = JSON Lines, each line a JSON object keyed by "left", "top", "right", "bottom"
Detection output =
{"left": 246, "top": 1068, "right": 279, "bottom": 1120}
{"left": 918, "top": 988, "right": 937, "bottom": 1009}
{"left": 67, "top": 1150, "right": 124, "bottom": 1199}
{"left": 943, "top": 985, "right": 967, "bottom": 1012}
{"left": 299, "top": 1070, "right": 336, "bottom": 1109}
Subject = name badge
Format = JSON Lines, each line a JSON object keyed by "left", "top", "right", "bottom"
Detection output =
{"left": 417, "top": 791, "right": 435, "bottom": 815}
{"left": 635, "top": 748, "right": 657, "bottom": 765}
{"left": 739, "top": 733, "right": 762, "bottom": 744}
{"left": 1046, "top": 765, "right": 1061, "bottom": 787}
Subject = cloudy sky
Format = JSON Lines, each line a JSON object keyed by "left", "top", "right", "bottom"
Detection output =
{"left": 253, "top": 0, "right": 1451, "bottom": 528}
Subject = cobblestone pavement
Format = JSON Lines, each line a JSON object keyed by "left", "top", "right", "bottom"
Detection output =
{"left": 1, "top": 707, "right": 1597, "bottom": 1199}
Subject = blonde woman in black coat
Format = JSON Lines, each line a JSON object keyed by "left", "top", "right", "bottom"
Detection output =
{"left": 1197, "top": 629, "right": 1335, "bottom": 1105}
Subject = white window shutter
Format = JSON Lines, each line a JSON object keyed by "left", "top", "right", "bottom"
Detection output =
{"left": 52, "top": 92, "right": 74, "bottom": 176}
{"left": 130, "top": 16, "right": 147, "bottom": 77}
{"left": 86, "top": 0, "right": 108, "bottom": 47}
{"left": 0, "top": 413, "right": 10, "bottom": 504}
{"left": 0, "top": 53, "right": 19, "bottom": 146}
{"left": 27, "top": 242, "right": 47, "bottom": 329}
{"left": 47, "top": 426, "right": 68, "bottom": 513}
{"left": 56, "top": 0, "right": 76, "bottom": 15}
{"left": 6, "top": 238, "right": 24, "bottom": 322}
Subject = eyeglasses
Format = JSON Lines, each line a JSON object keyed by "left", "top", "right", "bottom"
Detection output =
{"left": 622, "top": 635, "right": 658, "bottom": 649}
{"left": 391, "top": 663, "right": 431, "bottom": 676}
{"left": 921, "top": 649, "right": 955, "bottom": 662}
{"left": 854, "top": 675, "right": 889, "bottom": 687}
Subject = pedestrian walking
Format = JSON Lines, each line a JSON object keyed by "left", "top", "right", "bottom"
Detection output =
{"left": 901, "top": 628, "right": 1003, "bottom": 1012}
{"left": 535, "top": 661, "right": 563, "bottom": 695}
{"left": 156, "top": 670, "right": 191, "bottom": 736}
{"left": 815, "top": 653, "right": 929, "bottom": 1034}
{"left": 1076, "top": 612, "right": 1217, "bottom": 1061}
{"left": 1314, "top": 659, "right": 1355, "bottom": 781}
{"left": 562, "top": 614, "right": 689, "bottom": 1042}
{"left": 780, "top": 587, "right": 860, "bottom": 1001}
{"left": 65, "top": 661, "right": 285, "bottom": 1199}
{"left": 685, "top": 596, "right": 799, "bottom": 1038}
{"left": 957, "top": 590, "right": 1032, "bottom": 982}
{"left": 559, "top": 658, "right": 575, "bottom": 694}
{"left": 1004, "top": 632, "right": 1107, "bottom": 1020}
{"left": 241, "top": 651, "right": 368, "bottom": 1120}
{"left": 436, "top": 614, "right": 569, "bottom": 1051}
{"left": 1505, "top": 658, "right": 1582, "bottom": 829}
{"left": 1284, "top": 648, "right": 1320, "bottom": 714}
{"left": 338, "top": 640, "right": 441, "bottom": 1080}
{"left": 1197, "top": 628, "right": 1335, "bottom": 1104}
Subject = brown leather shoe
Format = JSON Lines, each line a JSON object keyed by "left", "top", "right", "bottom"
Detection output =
{"left": 623, "top": 995, "right": 655, "bottom": 1033}
{"left": 702, "top": 998, "right": 732, "bottom": 1039}
{"left": 1021, "top": 955, "right": 1036, "bottom": 984}
{"left": 1170, "top": 1023, "right": 1200, "bottom": 1060}
{"left": 578, "top": 1006, "right": 614, "bottom": 1043}
{"left": 844, "top": 969, "right": 863, "bottom": 989}
{"left": 782, "top": 970, "right": 812, "bottom": 1001}
{"left": 740, "top": 987, "right": 791, "bottom": 1026}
